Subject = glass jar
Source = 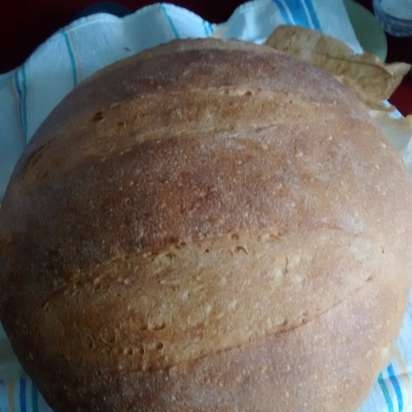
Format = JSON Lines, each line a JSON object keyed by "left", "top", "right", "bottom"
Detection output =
{"left": 373, "top": 0, "right": 412, "bottom": 37}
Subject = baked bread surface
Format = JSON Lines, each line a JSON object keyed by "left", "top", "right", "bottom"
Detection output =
{"left": 1, "top": 39, "right": 412, "bottom": 412}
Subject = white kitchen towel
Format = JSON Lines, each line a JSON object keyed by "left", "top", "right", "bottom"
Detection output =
{"left": 0, "top": 0, "right": 410, "bottom": 411}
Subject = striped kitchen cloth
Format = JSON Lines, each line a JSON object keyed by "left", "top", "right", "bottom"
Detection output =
{"left": 0, "top": 0, "right": 411, "bottom": 411}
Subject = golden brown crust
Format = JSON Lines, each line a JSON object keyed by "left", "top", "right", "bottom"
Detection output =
{"left": 1, "top": 39, "right": 412, "bottom": 412}
{"left": 0, "top": 229, "right": 402, "bottom": 372}
{"left": 6, "top": 268, "right": 406, "bottom": 412}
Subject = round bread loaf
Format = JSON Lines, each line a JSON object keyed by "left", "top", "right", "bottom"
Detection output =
{"left": 1, "top": 39, "right": 412, "bottom": 412}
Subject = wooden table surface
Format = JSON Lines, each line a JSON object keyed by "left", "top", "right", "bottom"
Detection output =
{"left": 1, "top": 0, "right": 411, "bottom": 114}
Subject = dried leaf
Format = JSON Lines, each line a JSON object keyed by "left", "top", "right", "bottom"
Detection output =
{"left": 266, "top": 25, "right": 410, "bottom": 109}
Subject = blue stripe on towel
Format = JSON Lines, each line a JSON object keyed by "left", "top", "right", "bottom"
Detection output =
{"left": 272, "top": 0, "right": 294, "bottom": 24}
{"left": 203, "top": 20, "right": 210, "bottom": 36}
{"left": 160, "top": 4, "right": 180, "bottom": 38}
{"left": 286, "top": 0, "right": 311, "bottom": 27}
{"left": 19, "top": 378, "right": 26, "bottom": 412}
{"left": 303, "top": 0, "right": 321, "bottom": 29}
{"left": 31, "top": 382, "right": 39, "bottom": 412}
{"left": 14, "top": 68, "right": 28, "bottom": 142}
{"left": 378, "top": 373, "right": 394, "bottom": 412}
{"left": 62, "top": 30, "right": 78, "bottom": 86}
{"left": 387, "top": 364, "right": 403, "bottom": 412}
